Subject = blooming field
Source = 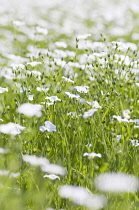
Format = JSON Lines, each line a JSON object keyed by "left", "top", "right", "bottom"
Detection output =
{"left": 1, "top": 0, "right": 139, "bottom": 209}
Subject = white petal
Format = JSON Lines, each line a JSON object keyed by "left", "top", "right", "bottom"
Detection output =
{"left": 74, "top": 86, "right": 89, "bottom": 93}
{"left": 83, "top": 152, "right": 102, "bottom": 158}
{"left": 0, "top": 87, "right": 8, "bottom": 93}
{"left": 39, "top": 121, "right": 56, "bottom": 132}
{"left": 83, "top": 109, "right": 97, "bottom": 119}
{"left": 45, "top": 96, "right": 61, "bottom": 102}
{"left": 65, "top": 92, "right": 80, "bottom": 99}
{"left": 43, "top": 174, "right": 60, "bottom": 180}
{"left": 87, "top": 101, "right": 102, "bottom": 109}
{"left": 77, "top": 34, "right": 91, "bottom": 39}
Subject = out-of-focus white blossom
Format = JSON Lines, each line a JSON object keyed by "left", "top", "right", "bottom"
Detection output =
{"left": 0, "top": 148, "right": 7, "bottom": 154}
{"left": 41, "top": 163, "right": 67, "bottom": 176}
{"left": 0, "top": 122, "right": 25, "bottom": 135}
{"left": 55, "top": 41, "right": 67, "bottom": 48}
{"left": 95, "top": 172, "right": 139, "bottom": 193}
{"left": 36, "top": 26, "right": 48, "bottom": 35}
{"left": 0, "top": 170, "right": 19, "bottom": 178}
{"left": 18, "top": 103, "right": 42, "bottom": 117}
{"left": 59, "top": 185, "right": 106, "bottom": 209}
{"left": 12, "top": 20, "right": 25, "bottom": 26}
{"left": 77, "top": 34, "right": 91, "bottom": 40}
{"left": 27, "top": 70, "right": 41, "bottom": 77}
{"left": 11, "top": 63, "right": 25, "bottom": 70}
{"left": 23, "top": 155, "right": 49, "bottom": 166}
{"left": 27, "top": 61, "right": 42, "bottom": 67}
{"left": 0, "top": 87, "right": 8, "bottom": 93}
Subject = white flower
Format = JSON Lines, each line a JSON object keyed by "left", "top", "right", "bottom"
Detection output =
{"left": 87, "top": 101, "right": 102, "bottom": 108}
{"left": 36, "top": 26, "right": 48, "bottom": 35}
{"left": 129, "top": 119, "right": 139, "bottom": 124}
{"left": 0, "top": 122, "right": 25, "bottom": 135}
{"left": 36, "top": 87, "right": 49, "bottom": 92}
{"left": 54, "top": 49, "right": 67, "bottom": 58}
{"left": 18, "top": 103, "right": 42, "bottom": 117}
{"left": 111, "top": 41, "right": 137, "bottom": 51}
{"left": 85, "top": 143, "right": 92, "bottom": 148}
{"left": 27, "top": 70, "right": 41, "bottom": 76}
{"left": 83, "top": 152, "right": 102, "bottom": 158}
{"left": 45, "top": 96, "right": 61, "bottom": 102}
{"left": 83, "top": 109, "right": 97, "bottom": 119}
{"left": 23, "top": 155, "right": 49, "bottom": 166}
{"left": 10, "top": 172, "right": 20, "bottom": 178}
{"left": 74, "top": 86, "right": 89, "bottom": 93}
{"left": 114, "top": 54, "right": 130, "bottom": 66}
{"left": 0, "top": 87, "right": 8, "bottom": 93}
{"left": 116, "top": 135, "right": 122, "bottom": 141}
{"left": 20, "top": 86, "right": 28, "bottom": 93}
{"left": 0, "top": 148, "right": 7, "bottom": 154}
{"left": 113, "top": 115, "right": 129, "bottom": 122}
{"left": 23, "top": 154, "right": 66, "bottom": 176}
{"left": 95, "top": 172, "right": 139, "bottom": 193}
{"left": 55, "top": 42, "right": 67, "bottom": 48}
{"left": 0, "top": 170, "right": 9, "bottom": 176}
{"left": 41, "top": 163, "right": 67, "bottom": 176}
{"left": 10, "top": 63, "right": 25, "bottom": 70}
{"left": 129, "top": 139, "right": 139, "bottom": 147}
{"left": 27, "top": 61, "right": 42, "bottom": 67}
{"left": 39, "top": 121, "right": 56, "bottom": 132}
{"left": 41, "top": 102, "right": 54, "bottom": 106}
{"left": 43, "top": 174, "right": 60, "bottom": 180}
{"left": 28, "top": 95, "right": 34, "bottom": 101}
{"left": 123, "top": 110, "right": 130, "bottom": 119}
{"left": 59, "top": 185, "right": 106, "bottom": 209}
{"left": 66, "top": 50, "right": 76, "bottom": 57}
{"left": 77, "top": 34, "right": 91, "bottom": 40}
{"left": 0, "top": 171, "right": 19, "bottom": 178}
{"left": 134, "top": 125, "right": 139, "bottom": 128}
{"left": 67, "top": 112, "right": 77, "bottom": 116}
{"left": 65, "top": 92, "right": 80, "bottom": 99}
{"left": 12, "top": 20, "right": 25, "bottom": 26}
{"left": 78, "top": 97, "right": 86, "bottom": 104}
{"left": 54, "top": 58, "right": 66, "bottom": 67}
{"left": 62, "top": 76, "right": 74, "bottom": 83}
{"left": 66, "top": 112, "right": 82, "bottom": 117}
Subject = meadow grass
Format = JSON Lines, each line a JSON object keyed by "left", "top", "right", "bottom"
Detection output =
{"left": 1, "top": 1, "right": 139, "bottom": 210}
